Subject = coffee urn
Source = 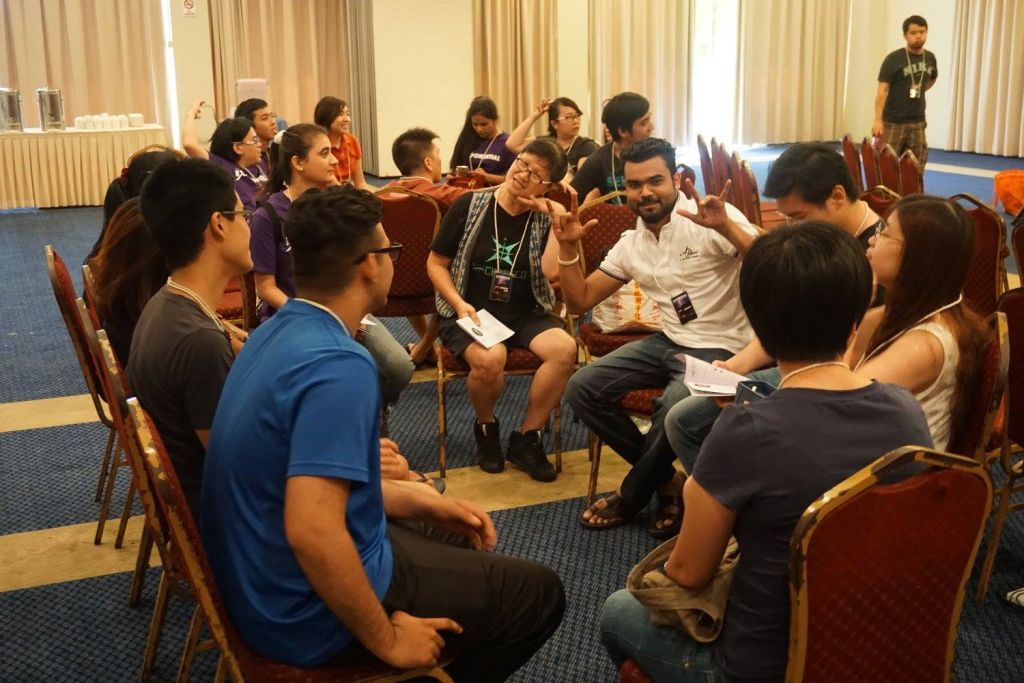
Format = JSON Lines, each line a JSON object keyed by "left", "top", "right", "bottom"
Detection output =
{"left": 37, "top": 87, "right": 65, "bottom": 131}
{"left": 0, "top": 88, "right": 24, "bottom": 132}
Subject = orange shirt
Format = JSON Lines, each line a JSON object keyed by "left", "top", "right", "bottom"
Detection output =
{"left": 330, "top": 132, "right": 362, "bottom": 183}
{"left": 383, "top": 177, "right": 469, "bottom": 215}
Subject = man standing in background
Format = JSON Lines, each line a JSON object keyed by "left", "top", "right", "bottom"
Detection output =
{"left": 871, "top": 15, "right": 937, "bottom": 169}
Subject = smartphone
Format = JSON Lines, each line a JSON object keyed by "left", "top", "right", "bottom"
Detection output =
{"left": 455, "top": 165, "right": 470, "bottom": 177}
{"left": 735, "top": 380, "right": 776, "bottom": 405}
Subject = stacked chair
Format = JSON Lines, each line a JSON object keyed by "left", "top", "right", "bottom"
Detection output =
{"left": 845, "top": 135, "right": 923, "bottom": 196}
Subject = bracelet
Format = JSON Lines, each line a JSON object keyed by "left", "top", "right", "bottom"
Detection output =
{"left": 557, "top": 254, "right": 580, "bottom": 266}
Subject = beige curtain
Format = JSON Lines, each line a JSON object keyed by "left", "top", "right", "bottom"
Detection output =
{"left": 0, "top": 0, "right": 168, "bottom": 125}
{"left": 472, "top": 0, "right": 557, "bottom": 136}
{"left": 735, "top": 0, "right": 851, "bottom": 144}
{"left": 588, "top": 0, "right": 694, "bottom": 146}
{"left": 948, "top": 0, "right": 1024, "bottom": 156}
{"left": 209, "top": 0, "right": 349, "bottom": 126}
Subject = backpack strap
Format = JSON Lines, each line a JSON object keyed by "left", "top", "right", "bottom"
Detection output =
{"left": 258, "top": 198, "right": 285, "bottom": 244}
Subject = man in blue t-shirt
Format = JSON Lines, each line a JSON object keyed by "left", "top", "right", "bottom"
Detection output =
{"left": 599, "top": 222, "right": 933, "bottom": 681}
{"left": 202, "top": 185, "right": 564, "bottom": 681}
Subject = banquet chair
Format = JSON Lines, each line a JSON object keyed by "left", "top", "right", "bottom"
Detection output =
{"left": 877, "top": 144, "right": 901, "bottom": 194}
{"left": 975, "top": 290, "right": 1024, "bottom": 603}
{"left": 128, "top": 398, "right": 454, "bottom": 682}
{"left": 373, "top": 186, "right": 442, "bottom": 319}
{"left": 860, "top": 138, "right": 880, "bottom": 189}
{"left": 1011, "top": 210, "right": 1024, "bottom": 277}
{"left": 859, "top": 185, "right": 900, "bottom": 217}
{"left": 945, "top": 312, "right": 1008, "bottom": 462}
{"left": 898, "top": 150, "right": 924, "bottom": 194}
{"left": 45, "top": 246, "right": 122, "bottom": 535}
{"left": 710, "top": 139, "right": 732, "bottom": 195}
{"left": 696, "top": 134, "right": 718, "bottom": 195}
{"left": 216, "top": 276, "right": 245, "bottom": 327}
{"left": 841, "top": 134, "right": 864, "bottom": 195}
{"left": 81, "top": 263, "right": 103, "bottom": 330}
{"left": 786, "top": 446, "right": 991, "bottom": 683}
{"left": 951, "top": 193, "right": 1009, "bottom": 317}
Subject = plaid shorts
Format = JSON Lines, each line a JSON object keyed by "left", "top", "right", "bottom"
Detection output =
{"left": 882, "top": 120, "right": 928, "bottom": 168}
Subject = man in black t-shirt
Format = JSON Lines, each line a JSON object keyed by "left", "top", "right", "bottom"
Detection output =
{"left": 129, "top": 158, "right": 253, "bottom": 516}
{"left": 872, "top": 15, "right": 937, "bottom": 168}
{"left": 571, "top": 92, "right": 654, "bottom": 204}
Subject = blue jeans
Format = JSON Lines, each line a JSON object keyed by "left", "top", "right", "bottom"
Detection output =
{"left": 601, "top": 590, "right": 723, "bottom": 682}
{"left": 565, "top": 333, "right": 731, "bottom": 511}
{"left": 664, "top": 367, "right": 782, "bottom": 473}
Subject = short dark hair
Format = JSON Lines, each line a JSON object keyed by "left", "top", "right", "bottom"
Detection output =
{"left": 313, "top": 96, "right": 347, "bottom": 131}
{"left": 522, "top": 138, "right": 568, "bottom": 183}
{"left": 903, "top": 15, "right": 927, "bottom": 33}
{"left": 140, "top": 158, "right": 237, "bottom": 270}
{"left": 740, "top": 221, "right": 872, "bottom": 362}
{"left": 763, "top": 143, "right": 857, "bottom": 204}
{"left": 620, "top": 137, "right": 676, "bottom": 176}
{"left": 285, "top": 185, "right": 384, "bottom": 296}
{"left": 601, "top": 92, "right": 649, "bottom": 142}
{"left": 209, "top": 117, "right": 253, "bottom": 163}
{"left": 392, "top": 127, "right": 438, "bottom": 176}
{"left": 546, "top": 97, "right": 582, "bottom": 136}
{"left": 234, "top": 98, "right": 269, "bottom": 121}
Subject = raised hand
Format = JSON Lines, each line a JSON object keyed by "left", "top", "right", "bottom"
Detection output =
{"left": 678, "top": 178, "right": 733, "bottom": 232}
{"left": 521, "top": 192, "right": 598, "bottom": 245}
{"left": 378, "top": 611, "right": 462, "bottom": 669}
{"left": 535, "top": 98, "right": 553, "bottom": 117}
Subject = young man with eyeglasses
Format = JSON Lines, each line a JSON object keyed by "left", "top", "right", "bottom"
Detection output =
{"left": 872, "top": 15, "right": 937, "bottom": 168}
{"left": 202, "top": 185, "right": 564, "bottom": 679}
{"left": 128, "top": 157, "right": 254, "bottom": 517}
{"left": 428, "top": 139, "right": 578, "bottom": 481}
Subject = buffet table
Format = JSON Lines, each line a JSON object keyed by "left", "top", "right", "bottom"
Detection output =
{"left": 0, "top": 124, "right": 168, "bottom": 209}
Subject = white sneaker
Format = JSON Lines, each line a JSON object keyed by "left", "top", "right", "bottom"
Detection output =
{"left": 1005, "top": 587, "right": 1024, "bottom": 607}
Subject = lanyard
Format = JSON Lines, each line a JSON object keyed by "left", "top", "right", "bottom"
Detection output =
{"left": 904, "top": 49, "right": 926, "bottom": 88}
{"left": 472, "top": 134, "right": 499, "bottom": 172}
{"left": 492, "top": 189, "right": 532, "bottom": 274}
{"left": 166, "top": 277, "right": 224, "bottom": 332}
{"left": 856, "top": 294, "right": 963, "bottom": 370}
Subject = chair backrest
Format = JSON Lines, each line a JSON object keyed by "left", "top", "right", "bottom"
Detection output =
{"left": 375, "top": 186, "right": 442, "bottom": 300}
{"left": 787, "top": 446, "right": 993, "bottom": 683}
{"left": 240, "top": 271, "right": 258, "bottom": 331}
{"left": 946, "top": 312, "right": 1008, "bottom": 461}
{"left": 45, "top": 245, "right": 111, "bottom": 425}
{"left": 675, "top": 163, "right": 697, "bottom": 197}
{"left": 858, "top": 185, "right": 900, "bottom": 217}
{"left": 860, "top": 138, "right": 879, "bottom": 188}
{"left": 877, "top": 144, "right": 901, "bottom": 194}
{"left": 578, "top": 191, "right": 633, "bottom": 276}
{"left": 951, "top": 193, "right": 1008, "bottom": 317}
{"left": 696, "top": 134, "right": 718, "bottom": 195}
{"left": 710, "top": 139, "right": 732, "bottom": 195}
{"left": 898, "top": 150, "right": 923, "bottom": 195}
{"left": 81, "top": 263, "right": 103, "bottom": 329}
{"left": 841, "top": 134, "right": 864, "bottom": 194}
{"left": 127, "top": 398, "right": 248, "bottom": 681}
{"left": 997, "top": 290, "right": 1024, "bottom": 455}
{"left": 1011, "top": 213, "right": 1024, "bottom": 278}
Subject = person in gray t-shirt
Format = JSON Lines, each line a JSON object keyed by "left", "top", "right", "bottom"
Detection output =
{"left": 600, "top": 222, "right": 932, "bottom": 682}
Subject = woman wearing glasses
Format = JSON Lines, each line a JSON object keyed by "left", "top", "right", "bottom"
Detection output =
{"left": 250, "top": 124, "right": 414, "bottom": 406}
{"left": 181, "top": 100, "right": 268, "bottom": 210}
{"left": 427, "top": 139, "right": 577, "bottom": 482}
{"left": 507, "top": 97, "right": 600, "bottom": 178}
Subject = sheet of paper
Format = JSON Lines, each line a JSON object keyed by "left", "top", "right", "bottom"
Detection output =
{"left": 456, "top": 309, "right": 514, "bottom": 349}
{"left": 678, "top": 353, "right": 748, "bottom": 397}
{"left": 359, "top": 316, "right": 376, "bottom": 326}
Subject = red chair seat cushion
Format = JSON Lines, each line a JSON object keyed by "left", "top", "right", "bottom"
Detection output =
{"left": 440, "top": 345, "right": 544, "bottom": 373}
{"left": 578, "top": 321, "right": 652, "bottom": 358}
{"left": 619, "top": 388, "right": 663, "bottom": 416}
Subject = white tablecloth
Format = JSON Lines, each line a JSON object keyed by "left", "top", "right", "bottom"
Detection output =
{"left": 0, "top": 124, "right": 168, "bottom": 209}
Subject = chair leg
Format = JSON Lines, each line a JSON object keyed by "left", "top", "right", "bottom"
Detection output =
{"left": 437, "top": 378, "right": 448, "bottom": 478}
{"left": 176, "top": 606, "right": 204, "bottom": 683}
{"left": 554, "top": 402, "right": 563, "bottom": 474}
{"left": 140, "top": 570, "right": 171, "bottom": 681}
{"left": 976, "top": 477, "right": 1014, "bottom": 603}
{"left": 130, "top": 525, "right": 153, "bottom": 608}
{"left": 115, "top": 477, "right": 137, "bottom": 549}
{"left": 587, "top": 432, "right": 602, "bottom": 505}
{"left": 213, "top": 655, "right": 228, "bottom": 683}
{"left": 95, "top": 427, "right": 117, "bottom": 502}
{"left": 95, "top": 441, "right": 124, "bottom": 545}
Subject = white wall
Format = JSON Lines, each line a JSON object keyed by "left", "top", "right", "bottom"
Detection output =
{"left": 369, "top": 0, "right": 475, "bottom": 177}
{"left": 555, "top": 0, "right": 591, "bottom": 125}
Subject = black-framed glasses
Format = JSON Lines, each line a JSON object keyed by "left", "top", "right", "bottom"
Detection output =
{"left": 513, "top": 156, "right": 552, "bottom": 185}
{"left": 362, "top": 241, "right": 403, "bottom": 263}
{"left": 221, "top": 209, "right": 254, "bottom": 225}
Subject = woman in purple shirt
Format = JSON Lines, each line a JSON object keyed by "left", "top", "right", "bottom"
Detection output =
{"left": 181, "top": 99, "right": 268, "bottom": 210}
{"left": 448, "top": 96, "right": 516, "bottom": 186}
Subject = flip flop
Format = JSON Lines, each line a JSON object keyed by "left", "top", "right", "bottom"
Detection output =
{"left": 579, "top": 493, "right": 634, "bottom": 530}
{"left": 647, "top": 492, "right": 684, "bottom": 540}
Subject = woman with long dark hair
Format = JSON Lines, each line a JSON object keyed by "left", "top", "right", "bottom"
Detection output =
{"left": 313, "top": 96, "right": 368, "bottom": 189}
{"left": 181, "top": 99, "right": 268, "bottom": 209}
{"left": 449, "top": 96, "right": 516, "bottom": 186}
{"left": 507, "top": 97, "right": 599, "bottom": 178}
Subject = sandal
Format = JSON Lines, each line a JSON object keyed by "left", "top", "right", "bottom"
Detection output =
{"left": 406, "top": 342, "right": 436, "bottom": 369}
{"left": 579, "top": 493, "right": 635, "bottom": 530}
{"left": 413, "top": 471, "right": 446, "bottom": 495}
{"left": 647, "top": 492, "right": 684, "bottom": 540}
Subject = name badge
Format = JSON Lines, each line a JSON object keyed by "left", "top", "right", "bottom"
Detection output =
{"left": 671, "top": 291, "right": 698, "bottom": 325}
{"left": 489, "top": 272, "right": 512, "bottom": 303}
{"left": 908, "top": 85, "right": 921, "bottom": 99}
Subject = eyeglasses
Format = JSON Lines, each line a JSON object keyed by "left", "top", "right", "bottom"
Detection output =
{"left": 874, "top": 221, "right": 904, "bottom": 243}
{"left": 238, "top": 137, "right": 262, "bottom": 148}
{"left": 513, "top": 156, "right": 552, "bottom": 185}
{"left": 361, "top": 241, "right": 403, "bottom": 263}
{"left": 557, "top": 114, "right": 582, "bottom": 122}
{"left": 221, "top": 209, "right": 254, "bottom": 225}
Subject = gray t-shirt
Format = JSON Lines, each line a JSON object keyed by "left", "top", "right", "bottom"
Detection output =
{"left": 127, "top": 287, "right": 233, "bottom": 516}
{"left": 692, "top": 382, "right": 932, "bottom": 682}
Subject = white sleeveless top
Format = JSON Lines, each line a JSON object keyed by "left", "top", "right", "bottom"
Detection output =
{"left": 909, "top": 321, "right": 959, "bottom": 450}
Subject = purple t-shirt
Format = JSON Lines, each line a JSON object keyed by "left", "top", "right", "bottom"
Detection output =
{"left": 469, "top": 132, "right": 516, "bottom": 176}
{"left": 210, "top": 154, "right": 268, "bottom": 211}
{"left": 249, "top": 191, "right": 294, "bottom": 321}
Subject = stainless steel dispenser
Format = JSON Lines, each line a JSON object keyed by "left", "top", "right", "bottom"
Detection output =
{"left": 36, "top": 87, "right": 65, "bottom": 131}
{"left": 0, "top": 88, "right": 24, "bottom": 132}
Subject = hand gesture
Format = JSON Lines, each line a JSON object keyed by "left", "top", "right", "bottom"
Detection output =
{"left": 678, "top": 178, "right": 733, "bottom": 233}
{"left": 521, "top": 192, "right": 597, "bottom": 245}
{"left": 427, "top": 498, "right": 498, "bottom": 551}
{"left": 534, "top": 98, "right": 553, "bottom": 117}
{"left": 455, "top": 302, "right": 480, "bottom": 325}
{"left": 471, "top": 167, "right": 487, "bottom": 178}
{"left": 378, "top": 611, "right": 461, "bottom": 669}
{"left": 188, "top": 99, "right": 207, "bottom": 119}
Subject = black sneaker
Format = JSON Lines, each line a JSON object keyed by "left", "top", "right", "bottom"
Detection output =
{"left": 507, "top": 430, "right": 557, "bottom": 482}
{"left": 474, "top": 419, "right": 504, "bottom": 473}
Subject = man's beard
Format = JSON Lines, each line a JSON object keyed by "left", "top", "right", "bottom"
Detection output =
{"left": 631, "top": 197, "right": 674, "bottom": 226}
